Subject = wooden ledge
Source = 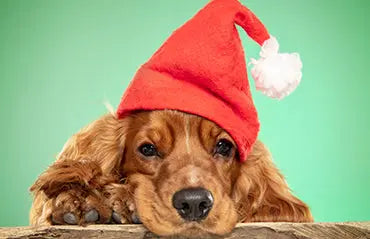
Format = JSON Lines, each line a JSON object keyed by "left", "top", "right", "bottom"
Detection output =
{"left": 1, "top": 222, "right": 369, "bottom": 239}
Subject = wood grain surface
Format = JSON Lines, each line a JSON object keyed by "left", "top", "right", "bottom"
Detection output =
{"left": 1, "top": 222, "right": 369, "bottom": 239}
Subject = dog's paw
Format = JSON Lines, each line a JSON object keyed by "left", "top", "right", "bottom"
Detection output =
{"left": 50, "top": 187, "right": 111, "bottom": 225}
{"left": 104, "top": 183, "right": 139, "bottom": 224}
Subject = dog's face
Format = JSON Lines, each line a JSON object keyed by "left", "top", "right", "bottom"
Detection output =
{"left": 122, "top": 110, "right": 240, "bottom": 236}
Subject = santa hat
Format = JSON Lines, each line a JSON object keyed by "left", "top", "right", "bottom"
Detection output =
{"left": 117, "top": 0, "right": 302, "bottom": 162}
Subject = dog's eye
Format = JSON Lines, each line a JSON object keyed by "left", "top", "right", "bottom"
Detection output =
{"left": 214, "top": 139, "right": 233, "bottom": 157}
{"left": 138, "top": 143, "right": 158, "bottom": 157}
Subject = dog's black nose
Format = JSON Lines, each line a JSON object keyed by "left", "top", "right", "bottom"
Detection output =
{"left": 172, "top": 187, "right": 214, "bottom": 221}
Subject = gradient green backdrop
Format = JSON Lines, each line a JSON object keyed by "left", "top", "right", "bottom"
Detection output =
{"left": 0, "top": 0, "right": 369, "bottom": 226}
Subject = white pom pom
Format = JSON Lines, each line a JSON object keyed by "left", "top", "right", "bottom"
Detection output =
{"left": 250, "top": 36, "right": 302, "bottom": 99}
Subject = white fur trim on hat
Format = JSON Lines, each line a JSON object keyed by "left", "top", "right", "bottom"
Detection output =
{"left": 250, "top": 36, "right": 302, "bottom": 99}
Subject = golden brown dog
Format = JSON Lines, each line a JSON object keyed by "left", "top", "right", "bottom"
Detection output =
{"left": 30, "top": 110, "right": 312, "bottom": 236}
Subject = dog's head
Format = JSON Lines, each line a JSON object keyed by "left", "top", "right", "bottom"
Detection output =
{"left": 113, "top": 110, "right": 311, "bottom": 236}
{"left": 52, "top": 110, "right": 312, "bottom": 236}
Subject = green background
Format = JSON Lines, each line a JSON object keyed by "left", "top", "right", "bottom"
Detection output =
{"left": 0, "top": 0, "right": 369, "bottom": 226}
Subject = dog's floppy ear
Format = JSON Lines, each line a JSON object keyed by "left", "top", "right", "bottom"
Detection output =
{"left": 56, "top": 113, "right": 128, "bottom": 174}
{"left": 232, "top": 140, "right": 313, "bottom": 222}
{"left": 30, "top": 113, "right": 128, "bottom": 196}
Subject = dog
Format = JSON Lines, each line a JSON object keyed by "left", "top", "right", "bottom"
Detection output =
{"left": 30, "top": 110, "right": 313, "bottom": 237}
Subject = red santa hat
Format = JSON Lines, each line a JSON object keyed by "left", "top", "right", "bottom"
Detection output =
{"left": 117, "top": 0, "right": 302, "bottom": 162}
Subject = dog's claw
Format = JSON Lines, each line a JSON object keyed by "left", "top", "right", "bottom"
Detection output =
{"left": 112, "top": 211, "right": 122, "bottom": 224}
{"left": 131, "top": 212, "right": 142, "bottom": 224}
{"left": 84, "top": 209, "right": 99, "bottom": 223}
{"left": 63, "top": 212, "right": 77, "bottom": 225}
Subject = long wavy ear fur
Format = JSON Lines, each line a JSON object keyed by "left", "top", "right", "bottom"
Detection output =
{"left": 232, "top": 140, "right": 313, "bottom": 222}
{"left": 30, "top": 113, "right": 128, "bottom": 196}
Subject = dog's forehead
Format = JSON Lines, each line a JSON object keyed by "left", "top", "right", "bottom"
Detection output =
{"left": 150, "top": 110, "right": 196, "bottom": 127}
{"left": 128, "top": 110, "right": 235, "bottom": 147}
{"left": 135, "top": 110, "right": 233, "bottom": 144}
{"left": 147, "top": 110, "right": 218, "bottom": 133}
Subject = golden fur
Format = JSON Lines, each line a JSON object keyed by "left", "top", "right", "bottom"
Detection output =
{"left": 30, "top": 110, "right": 312, "bottom": 236}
